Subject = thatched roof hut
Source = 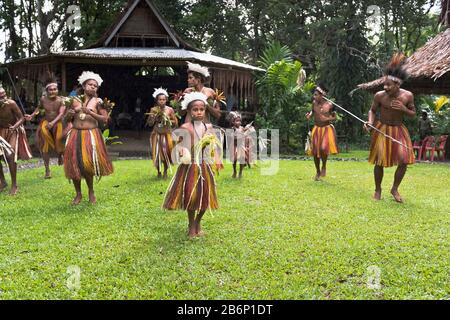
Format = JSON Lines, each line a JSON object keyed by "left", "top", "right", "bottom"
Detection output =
{"left": 357, "top": 28, "right": 450, "bottom": 95}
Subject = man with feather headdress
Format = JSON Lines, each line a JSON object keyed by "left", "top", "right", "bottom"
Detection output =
{"left": 364, "top": 53, "right": 416, "bottom": 203}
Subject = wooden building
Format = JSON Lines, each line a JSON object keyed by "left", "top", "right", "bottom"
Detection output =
{"left": 1, "top": 0, "right": 263, "bottom": 128}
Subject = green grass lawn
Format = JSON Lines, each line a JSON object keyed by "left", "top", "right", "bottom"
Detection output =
{"left": 0, "top": 159, "right": 449, "bottom": 299}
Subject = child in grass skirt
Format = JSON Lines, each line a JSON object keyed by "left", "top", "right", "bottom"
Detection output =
{"left": 163, "top": 92, "right": 221, "bottom": 238}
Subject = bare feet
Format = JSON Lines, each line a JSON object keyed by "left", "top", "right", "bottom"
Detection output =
{"left": 314, "top": 173, "right": 321, "bottom": 181}
{"left": 373, "top": 190, "right": 382, "bottom": 201}
{"left": 390, "top": 189, "right": 404, "bottom": 203}
{"left": 0, "top": 182, "right": 7, "bottom": 192}
{"left": 195, "top": 222, "right": 206, "bottom": 237}
{"left": 88, "top": 191, "right": 97, "bottom": 204}
{"left": 320, "top": 167, "right": 327, "bottom": 177}
{"left": 72, "top": 194, "right": 82, "bottom": 205}
{"left": 9, "top": 186, "right": 18, "bottom": 196}
{"left": 188, "top": 228, "right": 197, "bottom": 239}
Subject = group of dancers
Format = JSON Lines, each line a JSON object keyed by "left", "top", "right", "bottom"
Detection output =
{"left": 0, "top": 54, "right": 416, "bottom": 237}
{"left": 306, "top": 53, "right": 415, "bottom": 203}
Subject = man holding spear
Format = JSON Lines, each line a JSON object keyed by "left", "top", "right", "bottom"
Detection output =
{"left": 320, "top": 53, "right": 415, "bottom": 203}
{"left": 363, "top": 53, "right": 416, "bottom": 203}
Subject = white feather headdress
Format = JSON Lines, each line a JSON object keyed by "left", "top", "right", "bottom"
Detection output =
{"left": 227, "top": 111, "right": 241, "bottom": 123}
{"left": 153, "top": 87, "right": 169, "bottom": 99}
{"left": 78, "top": 71, "right": 103, "bottom": 87}
{"left": 187, "top": 62, "right": 210, "bottom": 78}
{"left": 181, "top": 92, "right": 208, "bottom": 110}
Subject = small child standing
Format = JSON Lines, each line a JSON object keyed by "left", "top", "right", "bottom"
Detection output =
{"left": 163, "top": 92, "right": 220, "bottom": 238}
{"left": 147, "top": 88, "right": 178, "bottom": 179}
{"left": 227, "top": 111, "right": 246, "bottom": 179}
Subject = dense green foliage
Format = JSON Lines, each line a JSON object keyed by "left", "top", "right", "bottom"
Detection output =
{"left": 0, "top": 1, "right": 447, "bottom": 147}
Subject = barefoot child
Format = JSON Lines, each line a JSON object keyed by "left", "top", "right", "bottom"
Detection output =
{"left": 163, "top": 92, "right": 220, "bottom": 238}
{"left": 63, "top": 71, "right": 114, "bottom": 205}
{"left": 147, "top": 88, "right": 178, "bottom": 179}
{"left": 226, "top": 111, "right": 246, "bottom": 179}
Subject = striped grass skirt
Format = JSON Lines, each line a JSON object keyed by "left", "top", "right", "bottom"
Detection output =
{"left": 163, "top": 162, "right": 218, "bottom": 212}
{"left": 369, "top": 122, "right": 414, "bottom": 167}
{"left": 150, "top": 131, "right": 174, "bottom": 170}
{"left": 64, "top": 128, "right": 113, "bottom": 180}
{"left": 36, "top": 119, "right": 65, "bottom": 154}
{"left": 0, "top": 126, "right": 32, "bottom": 162}
{"left": 308, "top": 124, "right": 338, "bottom": 157}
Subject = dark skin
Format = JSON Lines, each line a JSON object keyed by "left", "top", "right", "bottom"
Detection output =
{"left": 177, "top": 101, "right": 213, "bottom": 238}
{"left": 65, "top": 79, "right": 109, "bottom": 205}
{"left": 230, "top": 116, "right": 245, "bottom": 179}
{"left": 180, "top": 72, "right": 221, "bottom": 123}
{"left": 25, "top": 85, "right": 66, "bottom": 177}
{"left": 0, "top": 90, "right": 25, "bottom": 195}
{"left": 306, "top": 90, "right": 336, "bottom": 181}
{"left": 147, "top": 95, "right": 178, "bottom": 179}
{"left": 364, "top": 78, "right": 416, "bottom": 203}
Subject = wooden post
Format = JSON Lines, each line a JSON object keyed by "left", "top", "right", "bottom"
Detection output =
{"left": 61, "top": 61, "right": 67, "bottom": 95}
{"left": 34, "top": 79, "right": 38, "bottom": 107}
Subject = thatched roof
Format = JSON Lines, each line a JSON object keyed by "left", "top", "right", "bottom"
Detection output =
{"left": 357, "top": 28, "right": 450, "bottom": 94}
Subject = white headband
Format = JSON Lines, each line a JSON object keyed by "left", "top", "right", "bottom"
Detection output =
{"left": 316, "top": 86, "right": 327, "bottom": 95}
{"left": 181, "top": 92, "right": 208, "bottom": 110}
{"left": 153, "top": 87, "right": 169, "bottom": 99}
{"left": 45, "top": 83, "right": 58, "bottom": 90}
{"left": 229, "top": 111, "right": 241, "bottom": 120}
{"left": 187, "top": 62, "right": 210, "bottom": 78}
{"left": 387, "top": 75, "right": 403, "bottom": 85}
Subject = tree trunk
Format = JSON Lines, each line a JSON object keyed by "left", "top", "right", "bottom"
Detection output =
{"left": 4, "top": 0, "right": 21, "bottom": 61}
{"left": 441, "top": 0, "right": 449, "bottom": 25}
